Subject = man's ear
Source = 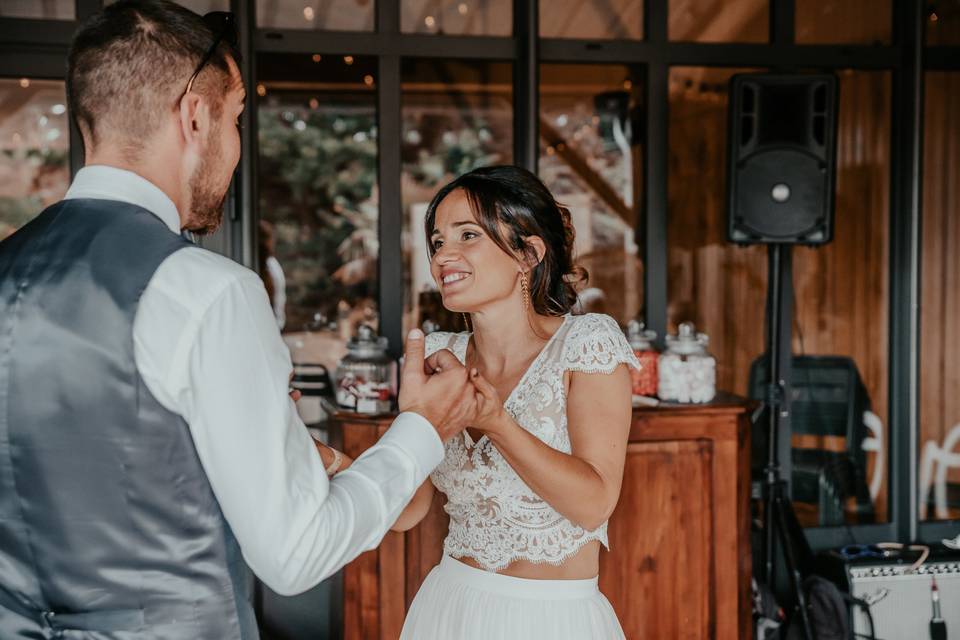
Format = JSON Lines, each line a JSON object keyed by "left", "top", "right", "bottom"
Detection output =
{"left": 522, "top": 235, "right": 547, "bottom": 270}
{"left": 178, "top": 92, "right": 208, "bottom": 148}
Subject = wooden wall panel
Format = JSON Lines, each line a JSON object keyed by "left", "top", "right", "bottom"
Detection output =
{"left": 792, "top": 71, "right": 891, "bottom": 517}
{"left": 666, "top": 66, "right": 767, "bottom": 398}
{"left": 667, "top": 69, "right": 891, "bottom": 521}
{"left": 920, "top": 72, "right": 960, "bottom": 501}
{"left": 795, "top": 0, "right": 892, "bottom": 44}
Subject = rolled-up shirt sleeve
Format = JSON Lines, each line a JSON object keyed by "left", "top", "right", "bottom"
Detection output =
{"left": 171, "top": 272, "right": 443, "bottom": 596}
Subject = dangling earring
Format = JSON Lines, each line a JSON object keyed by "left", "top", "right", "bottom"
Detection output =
{"left": 520, "top": 272, "right": 530, "bottom": 312}
{"left": 462, "top": 313, "right": 471, "bottom": 332}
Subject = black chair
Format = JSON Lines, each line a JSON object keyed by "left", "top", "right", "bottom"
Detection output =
{"left": 749, "top": 355, "right": 876, "bottom": 526}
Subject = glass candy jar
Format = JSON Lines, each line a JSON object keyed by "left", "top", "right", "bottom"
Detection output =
{"left": 657, "top": 322, "right": 716, "bottom": 403}
{"left": 335, "top": 325, "right": 395, "bottom": 414}
{"left": 626, "top": 320, "right": 659, "bottom": 397}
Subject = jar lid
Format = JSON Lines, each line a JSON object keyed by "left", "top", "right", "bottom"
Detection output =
{"left": 665, "top": 321, "right": 709, "bottom": 355}
{"left": 626, "top": 319, "right": 657, "bottom": 350}
{"left": 346, "top": 324, "right": 389, "bottom": 358}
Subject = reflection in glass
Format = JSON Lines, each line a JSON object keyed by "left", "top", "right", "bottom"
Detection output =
{"left": 257, "top": 0, "right": 374, "bottom": 31}
{"left": 0, "top": 0, "right": 73, "bottom": 19}
{"left": 540, "top": 0, "right": 643, "bottom": 40}
{"left": 539, "top": 64, "right": 643, "bottom": 327}
{"left": 402, "top": 0, "right": 511, "bottom": 36}
{"left": 0, "top": 79, "right": 70, "bottom": 239}
{"left": 669, "top": 0, "right": 767, "bottom": 42}
{"left": 795, "top": 0, "right": 891, "bottom": 44}
{"left": 401, "top": 60, "right": 513, "bottom": 334}
{"left": 928, "top": 0, "right": 960, "bottom": 45}
{"left": 667, "top": 67, "right": 891, "bottom": 526}
{"left": 790, "top": 70, "right": 891, "bottom": 526}
{"left": 919, "top": 72, "right": 960, "bottom": 521}
{"left": 256, "top": 53, "right": 378, "bottom": 371}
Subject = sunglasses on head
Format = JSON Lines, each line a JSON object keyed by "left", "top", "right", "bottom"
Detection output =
{"left": 184, "top": 11, "right": 238, "bottom": 96}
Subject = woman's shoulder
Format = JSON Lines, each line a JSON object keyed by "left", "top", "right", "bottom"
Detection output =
{"left": 559, "top": 313, "right": 640, "bottom": 374}
{"left": 425, "top": 330, "right": 470, "bottom": 361}
{"left": 562, "top": 313, "right": 629, "bottom": 344}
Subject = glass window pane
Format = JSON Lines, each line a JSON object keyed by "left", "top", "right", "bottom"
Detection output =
{"left": 792, "top": 70, "right": 891, "bottom": 526}
{"left": 919, "top": 72, "right": 960, "bottom": 522}
{"left": 796, "top": 0, "right": 892, "bottom": 44}
{"left": 256, "top": 53, "right": 378, "bottom": 371}
{"left": 540, "top": 0, "right": 643, "bottom": 40}
{"left": 667, "top": 67, "right": 892, "bottom": 526}
{"left": 0, "top": 0, "right": 73, "bottom": 20}
{"left": 402, "top": 0, "right": 511, "bottom": 36}
{"left": 257, "top": 0, "right": 374, "bottom": 31}
{"left": 401, "top": 60, "right": 513, "bottom": 334}
{"left": 928, "top": 0, "right": 960, "bottom": 46}
{"left": 539, "top": 64, "right": 643, "bottom": 326}
{"left": 669, "top": 0, "right": 767, "bottom": 43}
{"left": 0, "top": 78, "right": 70, "bottom": 239}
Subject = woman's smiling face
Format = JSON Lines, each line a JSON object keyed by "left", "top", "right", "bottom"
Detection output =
{"left": 429, "top": 188, "right": 522, "bottom": 313}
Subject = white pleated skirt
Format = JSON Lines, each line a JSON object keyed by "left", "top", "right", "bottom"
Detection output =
{"left": 399, "top": 555, "right": 626, "bottom": 640}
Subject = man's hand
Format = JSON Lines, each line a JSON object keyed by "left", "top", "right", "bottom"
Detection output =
{"left": 465, "top": 369, "right": 509, "bottom": 437}
{"left": 399, "top": 329, "right": 478, "bottom": 441}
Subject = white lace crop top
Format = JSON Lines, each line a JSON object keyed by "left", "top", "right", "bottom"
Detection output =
{"left": 425, "top": 313, "right": 640, "bottom": 571}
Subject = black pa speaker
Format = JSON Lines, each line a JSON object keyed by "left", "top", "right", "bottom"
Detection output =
{"left": 726, "top": 73, "right": 838, "bottom": 245}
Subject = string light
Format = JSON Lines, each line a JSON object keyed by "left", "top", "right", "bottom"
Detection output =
{"left": 458, "top": 3, "right": 469, "bottom": 15}
{"left": 425, "top": 15, "right": 436, "bottom": 28}
{"left": 312, "top": 54, "right": 322, "bottom": 62}
{"left": 19, "top": 78, "right": 30, "bottom": 88}
{"left": 256, "top": 83, "right": 267, "bottom": 97}
{"left": 363, "top": 75, "right": 374, "bottom": 86}
{"left": 303, "top": 6, "right": 314, "bottom": 21}
{"left": 343, "top": 56, "right": 354, "bottom": 65}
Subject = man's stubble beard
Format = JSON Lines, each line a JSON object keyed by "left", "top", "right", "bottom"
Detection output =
{"left": 186, "top": 124, "right": 228, "bottom": 236}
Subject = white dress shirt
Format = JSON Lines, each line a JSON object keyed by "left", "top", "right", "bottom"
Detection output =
{"left": 64, "top": 165, "right": 444, "bottom": 596}
{"left": 265, "top": 255, "right": 287, "bottom": 330}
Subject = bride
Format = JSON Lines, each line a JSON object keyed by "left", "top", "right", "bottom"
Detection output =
{"left": 395, "top": 165, "right": 639, "bottom": 639}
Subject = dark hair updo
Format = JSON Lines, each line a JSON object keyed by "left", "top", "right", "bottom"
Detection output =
{"left": 424, "top": 165, "right": 587, "bottom": 317}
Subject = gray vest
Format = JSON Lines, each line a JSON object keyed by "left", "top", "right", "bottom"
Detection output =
{"left": 0, "top": 199, "right": 258, "bottom": 639}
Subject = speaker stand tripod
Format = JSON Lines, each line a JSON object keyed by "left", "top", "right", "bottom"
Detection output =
{"left": 755, "top": 243, "right": 816, "bottom": 640}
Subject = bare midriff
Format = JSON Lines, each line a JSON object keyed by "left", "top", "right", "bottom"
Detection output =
{"left": 456, "top": 539, "right": 601, "bottom": 579}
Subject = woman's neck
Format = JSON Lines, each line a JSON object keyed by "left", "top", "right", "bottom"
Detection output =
{"left": 468, "top": 297, "right": 562, "bottom": 374}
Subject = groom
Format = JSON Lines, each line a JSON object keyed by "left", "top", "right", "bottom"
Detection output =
{"left": 0, "top": 2, "right": 477, "bottom": 638}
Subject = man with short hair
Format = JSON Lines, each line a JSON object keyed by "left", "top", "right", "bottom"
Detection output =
{"left": 0, "top": 2, "right": 477, "bottom": 638}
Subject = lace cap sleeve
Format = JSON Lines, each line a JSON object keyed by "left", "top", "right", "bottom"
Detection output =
{"left": 561, "top": 313, "right": 640, "bottom": 374}
{"left": 424, "top": 331, "right": 465, "bottom": 360}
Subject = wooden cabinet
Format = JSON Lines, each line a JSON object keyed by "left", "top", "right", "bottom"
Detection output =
{"left": 332, "top": 395, "right": 751, "bottom": 640}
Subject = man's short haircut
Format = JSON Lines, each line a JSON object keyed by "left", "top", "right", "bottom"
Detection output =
{"left": 67, "top": 0, "right": 238, "bottom": 157}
